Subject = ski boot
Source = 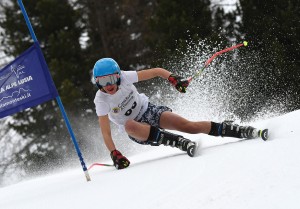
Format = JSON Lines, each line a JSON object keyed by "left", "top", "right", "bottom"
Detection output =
{"left": 161, "top": 132, "right": 197, "bottom": 157}
{"left": 147, "top": 126, "right": 197, "bottom": 157}
{"left": 221, "top": 121, "right": 258, "bottom": 139}
{"left": 221, "top": 121, "right": 268, "bottom": 140}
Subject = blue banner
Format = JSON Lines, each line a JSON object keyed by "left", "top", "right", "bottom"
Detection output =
{"left": 0, "top": 43, "right": 58, "bottom": 118}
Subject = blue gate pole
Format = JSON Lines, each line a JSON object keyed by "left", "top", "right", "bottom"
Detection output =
{"left": 17, "top": 0, "right": 91, "bottom": 181}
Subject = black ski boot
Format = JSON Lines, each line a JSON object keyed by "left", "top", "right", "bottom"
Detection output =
{"left": 147, "top": 126, "right": 196, "bottom": 157}
{"left": 160, "top": 131, "right": 196, "bottom": 157}
{"left": 221, "top": 121, "right": 258, "bottom": 139}
{"left": 160, "top": 131, "right": 191, "bottom": 151}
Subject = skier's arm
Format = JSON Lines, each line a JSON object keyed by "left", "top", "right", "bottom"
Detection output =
{"left": 98, "top": 115, "right": 130, "bottom": 169}
{"left": 137, "top": 68, "right": 171, "bottom": 81}
{"left": 137, "top": 68, "right": 190, "bottom": 93}
{"left": 98, "top": 115, "right": 116, "bottom": 152}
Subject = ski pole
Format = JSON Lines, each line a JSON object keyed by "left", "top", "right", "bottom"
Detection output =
{"left": 188, "top": 41, "right": 248, "bottom": 82}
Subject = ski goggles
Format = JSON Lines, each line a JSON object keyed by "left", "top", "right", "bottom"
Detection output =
{"left": 95, "top": 74, "right": 120, "bottom": 87}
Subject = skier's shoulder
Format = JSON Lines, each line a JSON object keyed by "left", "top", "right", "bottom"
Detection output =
{"left": 121, "top": 70, "right": 138, "bottom": 83}
{"left": 94, "top": 89, "right": 108, "bottom": 103}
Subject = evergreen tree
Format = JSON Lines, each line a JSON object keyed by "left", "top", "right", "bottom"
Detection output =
{"left": 239, "top": 0, "right": 300, "bottom": 113}
{"left": 79, "top": 0, "right": 156, "bottom": 70}
{"left": 149, "top": 0, "right": 213, "bottom": 60}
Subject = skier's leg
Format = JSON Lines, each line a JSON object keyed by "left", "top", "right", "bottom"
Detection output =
{"left": 159, "top": 112, "right": 257, "bottom": 139}
{"left": 159, "top": 111, "right": 211, "bottom": 134}
{"left": 124, "top": 119, "right": 150, "bottom": 141}
{"left": 125, "top": 119, "right": 193, "bottom": 151}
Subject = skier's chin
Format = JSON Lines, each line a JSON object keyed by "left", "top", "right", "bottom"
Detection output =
{"left": 104, "top": 85, "right": 117, "bottom": 95}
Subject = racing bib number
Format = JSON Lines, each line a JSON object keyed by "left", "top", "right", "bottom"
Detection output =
{"left": 124, "top": 101, "right": 137, "bottom": 116}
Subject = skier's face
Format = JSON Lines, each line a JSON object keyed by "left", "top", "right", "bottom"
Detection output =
{"left": 103, "top": 84, "right": 118, "bottom": 95}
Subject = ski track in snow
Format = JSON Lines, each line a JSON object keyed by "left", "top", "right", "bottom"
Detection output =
{"left": 0, "top": 110, "right": 300, "bottom": 209}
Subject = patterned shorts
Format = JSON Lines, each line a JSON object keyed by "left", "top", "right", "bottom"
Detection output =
{"left": 128, "top": 102, "right": 172, "bottom": 145}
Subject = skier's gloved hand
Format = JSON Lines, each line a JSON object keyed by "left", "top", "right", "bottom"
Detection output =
{"left": 168, "top": 74, "right": 190, "bottom": 93}
{"left": 110, "top": 150, "right": 130, "bottom": 170}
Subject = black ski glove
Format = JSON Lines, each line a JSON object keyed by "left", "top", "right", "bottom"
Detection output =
{"left": 110, "top": 150, "right": 130, "bottom": 170}
{"left": 168, "top": 74, "right": 190, "bottom": 93}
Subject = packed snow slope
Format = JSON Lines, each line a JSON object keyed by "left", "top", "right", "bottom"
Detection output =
{"left": 1, "top": 110, "right": 300, "bottom": 209}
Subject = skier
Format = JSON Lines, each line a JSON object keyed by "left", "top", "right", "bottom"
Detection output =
{"left": 93, "top": 58, "right": 263, "bottom": 170}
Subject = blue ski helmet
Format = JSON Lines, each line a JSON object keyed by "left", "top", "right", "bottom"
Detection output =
{"left": 93, "top": 58, "right": 121, "bottom": 79}
{"left": 93, "top": 58, "right": 121, "bottom": 88}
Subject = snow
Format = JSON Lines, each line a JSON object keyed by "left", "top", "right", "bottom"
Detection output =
{"left": 1, "top": 110, "right": 300, "bottom": 209}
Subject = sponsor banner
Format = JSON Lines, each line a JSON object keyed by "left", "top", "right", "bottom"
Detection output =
{"left": 0, "top": 43, "right": 58, "bottom": 118}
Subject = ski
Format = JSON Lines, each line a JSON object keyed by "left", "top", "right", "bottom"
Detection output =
{"left": 258, "top": 129, "right": 269, "bottom": 141}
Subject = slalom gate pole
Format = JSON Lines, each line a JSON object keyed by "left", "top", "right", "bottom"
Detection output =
{"left": 88, "top": 163, "right": 114, "bottom": 170}
{"left": 188, "top": 41, "right": 248, "bottom": 82}
{"left": 17, "top": 0, "right": 91, "bottom": 181}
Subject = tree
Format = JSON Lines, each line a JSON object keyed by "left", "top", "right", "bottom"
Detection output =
{"left": 78, "top": 0, "right": 157, "bottom": 70}
{"left": 149, "top": 0, "right": 213, "bottom": 59}
{"left": 238, "top": 0, "right": 300, "bottom": 115}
